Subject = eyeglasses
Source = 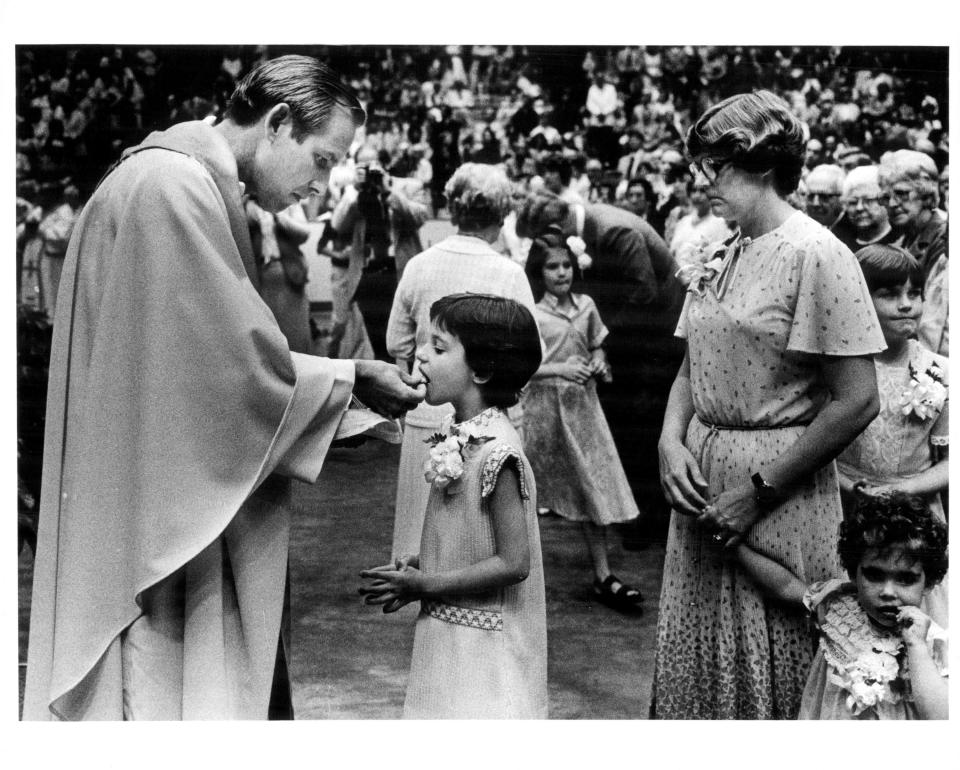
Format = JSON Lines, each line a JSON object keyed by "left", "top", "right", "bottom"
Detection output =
{"left": 878, "top": 188, "right": 916, "bottom": 205}
{"left": 845, "top": 196, "right": 881, "bottom": 209}
{"left": 804, "top": 191, "right": 841, "bottom": 203}
{"left": 689, "top": 158, "right": 730, "bottom": 183}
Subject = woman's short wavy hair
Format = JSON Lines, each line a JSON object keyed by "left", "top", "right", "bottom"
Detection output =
{"left": 839, "top": 493, "right": 948, "bottom": 587}
{"left": 878, "top": 149, "right": 941, "bottom": 209}
{"left": 225, "top": 55, "right": 365, "bottom": 141}
{"left": 686, "top": 90, "right": 806, "bottom": 196}
{"left": 444, "top": 163, "right": 514, "bottom": 231}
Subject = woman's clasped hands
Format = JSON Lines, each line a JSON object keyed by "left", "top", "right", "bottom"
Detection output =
{"left": 658, "top": 437, "right": 762, "bottom": 546}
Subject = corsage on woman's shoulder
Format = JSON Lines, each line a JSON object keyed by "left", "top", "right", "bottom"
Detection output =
{"left": 674, "top": 232, "right": 738, "bottom": 297}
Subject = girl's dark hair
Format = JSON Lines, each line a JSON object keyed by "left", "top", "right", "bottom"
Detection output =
{"left": 685, "top": 90, "right": 805, "bottom": 196}
{"left": 429, "top": 293, "right": 542, "bottom": 409}
{"left": 525, "top": 225, "right": 581, "bottom": 301}
{"left": 225, "top": 55, "right": 365, "bottom": 141}
{"left": 839, "top": 493, "right": 948, "bottom": 587}
{"left": 855, "top": 243, "right": 924, "bottom": 294}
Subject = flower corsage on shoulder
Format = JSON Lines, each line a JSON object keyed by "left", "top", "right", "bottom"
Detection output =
{"left": 899, "top": 360, "right": 947, "bottom": 421}
{"left": 674, "top": 234, "right": 735, "bottom": 297}
{"left": 424, "top": 428, "right": 494, "bottom": 490}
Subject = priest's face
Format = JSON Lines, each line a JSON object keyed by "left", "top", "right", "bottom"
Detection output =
{"left": 249, "top": 104, "right": 357, "bottom": 212}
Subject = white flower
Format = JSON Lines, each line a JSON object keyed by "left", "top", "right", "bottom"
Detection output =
{"left": 899, "top": 362, "right": 947, "bottom": 421}
{"left": 566, "top": 235, "right": 593, "bottom": 271}
{"left": 422, "top": 430, "right": 494, "bottom": 490}
{"left": 674, "top": 236, "right": 730, "bottom": 297}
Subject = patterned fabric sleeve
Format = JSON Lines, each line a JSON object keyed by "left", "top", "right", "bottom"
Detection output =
{"left": 480, "top": 444, "right": 530, "bottom": 501}
{"left": 582, "top": 294, "right": 610, "bottom": 349}
{"left": 786, "top": 235, "right": 887, "bottom": 356}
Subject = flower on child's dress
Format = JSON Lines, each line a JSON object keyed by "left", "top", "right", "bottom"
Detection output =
{"left": 565, "top": 235, "right": 593, "bottom": 271}
{"left": 832, "top": 638, "right": 905, "bottom": 716}
{"left": 423, "top": 430, "right": 494, "bottom": 490}
{"left": 674, "top": 236, "right": 730, "bottom": 297}
{"left": 899, "top": 361, "right": 947, "bottom": 421}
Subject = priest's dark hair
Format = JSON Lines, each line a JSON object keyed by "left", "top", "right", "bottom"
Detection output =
{"left": 430, "top": 294, "right": 542, "bottom": 409}
{"left": 225, "top": 55, "right": 365, "bottom": 140}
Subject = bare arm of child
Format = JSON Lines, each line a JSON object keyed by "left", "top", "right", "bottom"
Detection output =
{"left": 898, "top": 605, "right": 948, "bottom": 720}
{"left": 358, "top": 465, "right": 530, "bottom": 611}
{"left": 857, "top": 447, "right": 949, "bottom": 500}
{"left": 734, "top": 543, "right": 806, "bottom": 607}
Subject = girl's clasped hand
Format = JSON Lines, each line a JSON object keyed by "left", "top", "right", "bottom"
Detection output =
{"left": 359, "top": 555, "right": 422, "bottom": 614}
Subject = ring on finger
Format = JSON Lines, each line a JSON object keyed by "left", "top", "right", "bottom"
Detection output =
{"left": 712, "top": 532, "right": 726, "bottom": 543}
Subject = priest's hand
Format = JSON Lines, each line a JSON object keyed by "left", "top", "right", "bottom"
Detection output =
{"left": 352, "top": 359, "right": 426, "bottom": 419}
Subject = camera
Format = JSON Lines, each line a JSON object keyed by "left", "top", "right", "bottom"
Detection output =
{"left": 355, "top": 163, "right": 387, "bottom": 194}
{"left": 354, "top": 162, "right": 392, "bottom": 264}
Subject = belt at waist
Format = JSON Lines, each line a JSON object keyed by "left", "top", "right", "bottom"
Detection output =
{"left": 694, "top": 414, "right": 810, "bottom": 431}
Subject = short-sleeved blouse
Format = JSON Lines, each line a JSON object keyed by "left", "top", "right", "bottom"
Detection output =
{"left": 675, "top": 212, "right": 886, "bottom": 427}
{"left": 534, "top": 292, "right": 608, "bottom": 366}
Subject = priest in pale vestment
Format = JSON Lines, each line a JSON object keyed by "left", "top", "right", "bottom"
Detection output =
{"left": 23, "top": 55, "right": 425, "bottom": 721}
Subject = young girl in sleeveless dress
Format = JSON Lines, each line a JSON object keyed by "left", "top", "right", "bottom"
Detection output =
{"left": 733, "top": 493, "right": 948, "bottom": 719}
{"left": 521, "top": 227, "right": 643, "bottom": 610}
{"left": 359, "top": 293, "right": 547, "bottom": 718}
{"left": 837, "top": 244, "right": 948, "bottom": 625}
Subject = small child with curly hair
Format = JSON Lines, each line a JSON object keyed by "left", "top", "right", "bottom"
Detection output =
{"left": 734, "top": 492, "right": 948, "bottom": 719}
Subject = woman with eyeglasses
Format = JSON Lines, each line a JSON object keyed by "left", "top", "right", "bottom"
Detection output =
{"left": 833, "top": 165, "right": 900, "bottom": 253}
{"left": 652, "top": 90, "right": 886, "bottom": 719}
{"left": 878, "top": 150, "right": 948, "bottom": 354}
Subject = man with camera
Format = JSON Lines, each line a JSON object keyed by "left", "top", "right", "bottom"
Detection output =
{"left": 330, "top": 146, "right": 430, "bottom": 359}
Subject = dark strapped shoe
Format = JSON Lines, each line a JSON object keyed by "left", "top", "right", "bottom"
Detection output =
{"left": 593, "top": 574, "right": 644, "bottom": 613}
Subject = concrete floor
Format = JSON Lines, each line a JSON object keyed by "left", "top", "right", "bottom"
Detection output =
{"left": 19, "top": 437, "right": 666, "bottom": 719}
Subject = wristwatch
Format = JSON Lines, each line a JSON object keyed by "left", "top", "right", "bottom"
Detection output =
{"left": 751, "top": 472, "right": 779, "bottom": 509}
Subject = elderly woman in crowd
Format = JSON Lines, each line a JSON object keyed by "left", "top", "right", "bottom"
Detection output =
{"left": 386, "top": 163, "right": 538, "bottom": 562}
{"left": 835, "top": 165, "right": 898, "bottom": 253}
{"left": 879, "top": 149, "right": 949, "bottom": 354}
{"left": 653, "top": 90, "right": 885, "bottom": 719}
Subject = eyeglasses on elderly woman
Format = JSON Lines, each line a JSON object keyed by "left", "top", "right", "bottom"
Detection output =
{"left": 878, "top": 187, "right": 917, "bottom": 206}
{"left": 844, "top": 196, "right": 882, "bottom": 209}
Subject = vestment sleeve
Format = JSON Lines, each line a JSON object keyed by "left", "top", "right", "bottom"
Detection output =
{"left": 786, "top": 235, "right": 887, "bottom": 356}
{"left": 271, "top": 355, "right": 355, "bottom": 482}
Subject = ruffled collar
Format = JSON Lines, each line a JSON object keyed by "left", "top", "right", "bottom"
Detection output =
{"left": 812, "top": 581, "right": 907, "bottom": 716}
